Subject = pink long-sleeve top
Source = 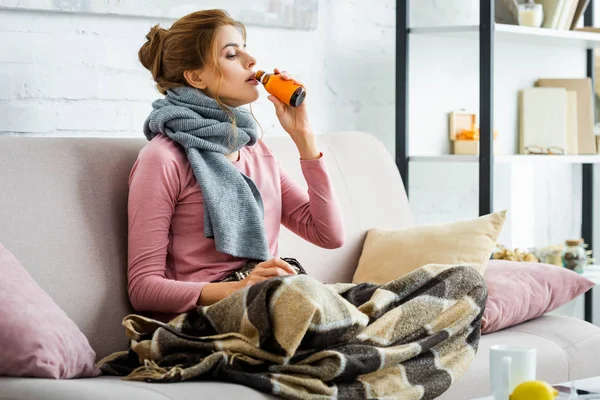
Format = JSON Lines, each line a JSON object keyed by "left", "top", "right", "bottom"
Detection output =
{"left": 127, "top": 133, "right": 345, "bottom": 322}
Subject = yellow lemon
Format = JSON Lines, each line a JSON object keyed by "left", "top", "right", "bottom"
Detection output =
{"left": 510, "top": 380, "right": 559, "bottom": 400}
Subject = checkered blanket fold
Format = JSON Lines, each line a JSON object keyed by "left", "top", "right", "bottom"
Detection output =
{"left": 98, "top": 264, "right": 487, "bottom": 400}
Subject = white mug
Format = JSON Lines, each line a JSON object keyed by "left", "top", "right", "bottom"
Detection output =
{"left": 489, "top": 345, "right": 536, "bottom": 400}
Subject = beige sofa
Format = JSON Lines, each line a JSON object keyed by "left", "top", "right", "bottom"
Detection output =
{"left": 1, "top": 131, "right": 599, "bottom": 400}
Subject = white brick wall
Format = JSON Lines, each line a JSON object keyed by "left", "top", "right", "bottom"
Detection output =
{"left": 0, "top": 9, "right": 163, "bottom": 137}
{"left": 0, "top": 102, "right": 57, "bottom": 133}
{"left": 0, "top": 1, "right": 395, "bottom": 140}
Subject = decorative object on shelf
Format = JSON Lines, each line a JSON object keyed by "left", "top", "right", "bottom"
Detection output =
{"left": 561, "top": 238, "right": 588, "bottom": 273}
{"left": 534, "top": 243, "right": 564, "bottom": 266}
{"left": 523, "top": 145, "right": 565, "bottom": 154}
{"left": 492, "top": 244, "right": 540, "bottom": 262}
{"left": 530, "top": 242, "right": 595, "bottom": 267}
{"left": 518, "top": 0, "right": 544, "bottom": 27}
{"left": 535, "top": 78, "right": 596, "bottom": 154}
{"left": 496, "top": 0, "right": 520, "bottom": 25}
{"left": 449, "top": 110, "right": 498, "bottom": 155}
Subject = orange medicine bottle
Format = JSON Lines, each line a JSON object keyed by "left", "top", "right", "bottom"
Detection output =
{"left": 255, "top": 70, "right": 306, "bottom": 107}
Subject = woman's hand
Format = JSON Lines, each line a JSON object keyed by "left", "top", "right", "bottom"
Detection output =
{"left": 268, "top": 69, "right": 321, "bottom": 160}
{"left": 239, "top": 258, "right": 297, "bottom": 288}
{"left": 267, "top": 68, "right": 310, "bottom": 139}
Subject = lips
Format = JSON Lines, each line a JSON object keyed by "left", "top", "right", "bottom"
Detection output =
{"left": 246, "top": 72, "right": 257, "bottom": 82}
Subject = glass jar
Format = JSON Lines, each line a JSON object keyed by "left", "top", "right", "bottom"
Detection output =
{"left": 517, "top": 1, "right": 543, "bottom": 28}
{"left": 561, "top": 239, "right": 587, "bottom": 273}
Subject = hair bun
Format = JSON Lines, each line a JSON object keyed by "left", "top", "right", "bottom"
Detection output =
{"left": 138, "top": 24, "right": 167, "bottom": 79}
{"left": 146, "top": 24, "right": 166, "bottom": 44}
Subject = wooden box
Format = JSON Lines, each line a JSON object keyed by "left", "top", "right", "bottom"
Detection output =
{"left": 449, "top": 110, "right": 497, "bottom": 155}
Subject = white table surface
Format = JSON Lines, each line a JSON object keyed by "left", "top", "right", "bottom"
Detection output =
{"left": 471, "top": 376, "right": 600, "bottom": 399}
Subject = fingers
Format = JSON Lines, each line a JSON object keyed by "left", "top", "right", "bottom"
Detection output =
{"left": 267, "top": 95, "right": 287, "bottom": 117}
{"left": 272, "top": 258, "right": 297, "bottom": 275}
{"left": 267, "top": 94, "right": 283, "bottom": 106}
{"left": 256, "top": 258, "right": 297, "bottom": 275}
{"left": 242, "top": 258, "right": 298, "bottom": 288}
{"left": 273, "top": 68, "right": 303, "bottom": 87}
{"left": 252, "top": 267, "right": 291, "bottom": 279}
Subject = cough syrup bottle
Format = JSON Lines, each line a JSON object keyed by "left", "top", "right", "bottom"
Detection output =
{"left": 255, "top": 70, "right": 306, "bottom": 107}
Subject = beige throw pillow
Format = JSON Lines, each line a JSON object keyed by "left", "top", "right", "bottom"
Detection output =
{"left": 352, "top": 211, "right": 507, "bottom": 284}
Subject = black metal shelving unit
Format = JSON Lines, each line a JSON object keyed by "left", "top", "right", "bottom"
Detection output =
{"left": 396, "top": 0, "right": 596, "bottom": 323}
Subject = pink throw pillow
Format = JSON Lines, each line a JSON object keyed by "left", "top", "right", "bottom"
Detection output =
{"left": 0, "top": 243, "right": 100, "bottom": 378}
{"left": 482, "top": 259, "right": 595, "bottom": 334}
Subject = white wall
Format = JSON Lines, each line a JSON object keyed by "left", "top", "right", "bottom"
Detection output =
{"left": 0, "top": 0, "right": 394, "bottom": 141}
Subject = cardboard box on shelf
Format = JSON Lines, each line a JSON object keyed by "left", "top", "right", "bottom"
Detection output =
{"left": 449, "top": 110, "right": 498, "bottom": 155}
{"left": 454, "top": 140, "right": 478, "bottom": 155}
{"left": 453, "top": 140, "right": 499, "bottom": 155}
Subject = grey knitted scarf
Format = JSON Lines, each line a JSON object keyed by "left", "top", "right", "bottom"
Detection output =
{"left": 143, "top": 86, "right": 271, "bottom": 261}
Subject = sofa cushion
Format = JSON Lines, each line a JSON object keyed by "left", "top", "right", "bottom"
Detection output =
{"left": 0, "top": 376, "right": 278, "bottom": 400}
{"left": 0, "top": 243, "right": 99, "bottom": 379}
{"left": 482, "top": 260, "right": 594, "bottom": 333}
{"left": 352, "top": 211, "right": 506, "bottom": 284}
{"left": 0, "top": 138, "right": 141, "bottom": 362}
{"left": 437, "top": 315, "right": 600, "bottom": 400}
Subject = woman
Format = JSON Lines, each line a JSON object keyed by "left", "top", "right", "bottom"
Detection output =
{"left": 128, "top": 9, "right": 345, "bottom": 323}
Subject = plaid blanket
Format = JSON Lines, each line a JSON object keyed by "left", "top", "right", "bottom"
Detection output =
{"left": 98, "top": 264, "right": 487, "bottom": 399}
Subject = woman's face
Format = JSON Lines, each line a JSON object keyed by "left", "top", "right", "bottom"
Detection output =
{"left": 194, "top": 25, "right": 259, "bottom": 108}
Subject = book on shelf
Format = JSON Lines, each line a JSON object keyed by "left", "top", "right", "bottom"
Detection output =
{"left": 535, "top": 0, "right": 590, "bottom": 30}
{"left": 571, "top": 0, "right": 591, "bottom": 30}
{"left": 535, "top": 78, "right": 596, "bottom": 154}
{"left": 565, "top": 91, "right": 579, "bottom": 155}
{"left": 537, "top": 0, "right": 563, "bottom": 29}
{"left": 519, "top": 87, "right": 569, "bottom": 154}
{"left": 557, "top": 0, "right": 578, "bottom": 29}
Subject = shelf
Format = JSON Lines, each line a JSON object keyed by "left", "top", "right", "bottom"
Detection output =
{"left": 409, "top": 23, "right": 600, "bottom": 49}
{"left": 582, "top": 265, "right": 600, "bottom": 285}
{"left": 409, "top": 155, "right": 600, "bottom": 163}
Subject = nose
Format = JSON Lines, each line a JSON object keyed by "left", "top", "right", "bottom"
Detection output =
{"left": 246, "top": 53, "right": 256, "bottom": 69}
